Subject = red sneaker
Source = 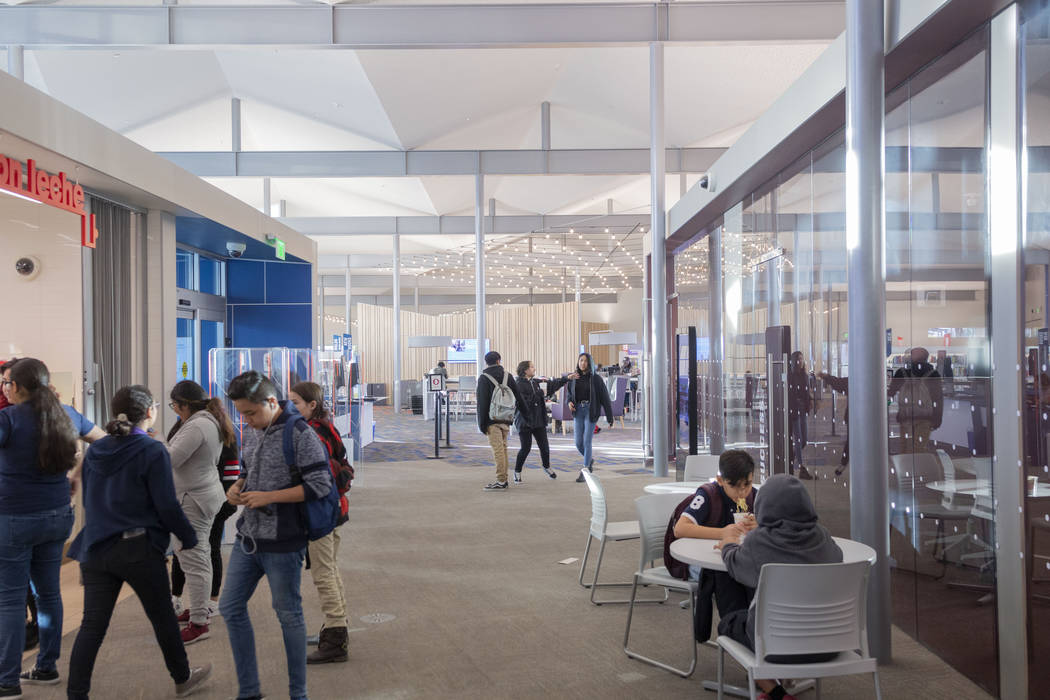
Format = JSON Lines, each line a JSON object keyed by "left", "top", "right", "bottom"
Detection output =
{"left": 180, "top": 622, "right": 210, "bottom": 645}
{"left": 176, "top": 608, "right": 190, "bottom": 624}
{"left": 593, "top": 425, "right": 601, "bottom": 434}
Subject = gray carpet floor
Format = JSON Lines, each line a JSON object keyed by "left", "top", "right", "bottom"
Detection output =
{"left": 22, "top": 454, "right": 994, "bottom": 700}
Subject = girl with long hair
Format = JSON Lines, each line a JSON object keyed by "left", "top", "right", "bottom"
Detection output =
{"left": 566, "top": 353, "right": 614, "bottom": 483}
{"left": 65, "top": 385, "right": 211, "bottom": 699}
{"left": 511, "top": 361, "right": 575, "bottom": 483}
{"left": 289, "top": 381, "right": 351, "bottom": 665}
{"left": 163, "top": 380, "right": 232, "bottom": 645}
{"left": 0, "top": 358, "right": 94, "bottom": 693}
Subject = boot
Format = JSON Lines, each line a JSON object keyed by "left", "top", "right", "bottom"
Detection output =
{"left": 307, "top": 627, "right": 348, "bottom": 664}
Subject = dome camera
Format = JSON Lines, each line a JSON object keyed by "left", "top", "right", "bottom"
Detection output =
{"left": 226, "top": 242, "right": 247, "bottom": 258}
{"left": 15, "top": 256, "right": 40, "bottom": 281}
{"left": 698, "top": 172, "right": 716, "bottom": 193}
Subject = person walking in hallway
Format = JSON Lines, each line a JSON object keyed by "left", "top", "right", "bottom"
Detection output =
{"left": 888, "top": 347, "right": 944, "bottom": 454}
{"left": 787, "top": 351, "right": 814, "bottom": 480}
{"left": 289, "top": 382, "right": 352, "bottom": 665}
{"left": 65, "top": 385, "right": 212, "bottom": 700}
{"left": 476, "top": 351, "right": 524, "bottom": 491}
{"left": 568, "top": 353, "right": 614, "bottom": 483}
{"left": 512, "top": 361, "right": 576, "bottom": 483}
{"left": 164, "top": 381, "right": 231, "bottom": 646}
{"left": 0, "top": 358, "right": 97, "bottom": 696}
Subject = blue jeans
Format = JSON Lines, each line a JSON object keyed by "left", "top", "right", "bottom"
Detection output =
{"left": 0, "top": 505, "right": 74, "bottom": 687}
{"left": 219, "top": 543, "right": 308, "bottom": 700}
{"left": 573, "top": 401, "right": 597, "bottom": 469}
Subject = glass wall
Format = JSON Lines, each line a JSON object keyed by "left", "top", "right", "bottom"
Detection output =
{"left": 673, "top": 27, "right": 997, "bottom": 695}
{"left": 1021, "top": 3, "right": 1050, "bottom": 695}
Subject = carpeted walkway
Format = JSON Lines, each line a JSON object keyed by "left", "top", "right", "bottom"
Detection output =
{"left": 19, "top": 452, "right": 993, "bottom": 700}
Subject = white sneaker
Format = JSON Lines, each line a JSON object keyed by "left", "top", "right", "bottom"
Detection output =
{"left": 172, "top": 596, "right": 183, "bottom": 617}
{"left": 207, "top": 600, "right": 220, "bottom": 619}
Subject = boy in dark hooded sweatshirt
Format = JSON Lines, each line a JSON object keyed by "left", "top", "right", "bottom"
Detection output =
{"left": 716, "top": 474, "right": 843, "bottom": 700}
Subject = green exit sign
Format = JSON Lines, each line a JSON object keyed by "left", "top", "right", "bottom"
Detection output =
{"left": 267, "top": 235, "right": 286, "bottom": 260}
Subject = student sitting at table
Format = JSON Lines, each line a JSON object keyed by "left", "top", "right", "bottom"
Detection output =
{"left": 663, "top": 449, "right": 758, "bottom": 643}
{"left": 715, "top": 473, "right": 844, "bottom": 700}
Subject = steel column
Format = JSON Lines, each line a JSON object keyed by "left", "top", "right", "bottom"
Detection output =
{"left": 642, "top": 261, "right": 652, "bottom": 458}
{"left": 845, "top": 0, "right": 890, "bottom": 662}
{"left": 475, "top": 171, "right": 486, "bottom": 371}
{"left": 231, "top": 97, "right": 241, "bottom": 154}
{"left": 262, "top": 177, "right": 271, "bottom": 217}
{"left": 575, "top": 270, "right": 582, "bottom": 347}
{"left": 649, "top": 41, "right": 669, "bottom": 478}
{"left": 541, "top": 101, "right": 551, "bottom": 151}
{"left": 344, "top": 266, "right": 351, "bottom": 336}
{"left": 990, "top": 7, "right": 1028, "bottom": 698}
{"left": 708, "top": 226, "right": 725, "bottom": 454}
{"left": 392, "top": 232, "right": 401, "bottom": 413}
{"left": 7, "top": 45, "right": 23, "bottom": 80}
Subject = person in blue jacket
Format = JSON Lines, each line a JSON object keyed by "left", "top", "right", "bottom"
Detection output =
{"left": 0, "top": 358, "right": 98, "bottom": 696}
{"left": 64, "top": 385, "right": 212, "bottom": 700}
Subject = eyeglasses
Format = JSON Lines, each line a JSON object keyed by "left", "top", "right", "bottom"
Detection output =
{"left": 168, "top": 402, "right": 178, "bottom": 410}
{"left": 0, "top": 380, "right": 11, "bottom": 387}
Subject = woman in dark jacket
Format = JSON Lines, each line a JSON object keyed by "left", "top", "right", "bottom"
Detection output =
{"left": 567, "top": 353, "right": 614, "bottom": 483}
{"left": 512, "top": 361, "right": 576, "bottom": 483}
{"left": 65, "top": 385, "right": 211, "bottom": 700}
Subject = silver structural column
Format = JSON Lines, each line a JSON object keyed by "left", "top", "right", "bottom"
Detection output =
{"left": 344, "top": 265, "right": 351, "bottom": 336}
{"left": 708, "top": 226, "right": 725, "bottom": 454}
{"left": 392, "top": 232, "right": 402, "bottom": 413}
{"left": 262, "top": 177, "right": 271, "bottom": 217}
{"left": 845, "top": 0, "right": 890, "bottom": 662}
{"left": 475, "top": 172, "right": 485, "bottom": 371}
{"left": 990, "top": 7, "right": 1028, "bottom": 698}
{"left": 649, "top": 41, "right": 668, "bottom": 478}
{"left": 7, "top": 45, "right": 24, "bottom": 80}
{"left": 231, "top": 97, "right": 241, "bottom": 154}
{"left": 575, "top": 270, "right": 582, "bottom": 348}
{"left": 642, "top": 262, "right": 652, "bottom": 459}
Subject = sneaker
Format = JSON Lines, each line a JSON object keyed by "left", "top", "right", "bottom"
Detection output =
{"left": 594, "top": 425, "right": 601, "bottom": 434}
{"left": 575, "top": 471, "right": 586, "bottom": 483}
{"left": 543, "top": 466, "right": 557, "bottom": 479}
{"left": 797, "top": 466, "right": 814, "bottom": 480}
{"left": 0, "top": 685, "right": 21, "bottom": 699}
{"left": 177, "top": 608, "right": 191, "bottom": 624}
{"left": 175, "top": 664, "right": 212, "bottom": 698}
{"left": 512, "top": 472, "right": 523, "bottom": 484}
{"left": 180, "top": 622, "right": 210, "bottom": 645}
{"left": 207, "top": 600, "right": 221, "bottom": 618}
{"left": 19, "top": 668, "right": 59, "bottom": 686}
{"left": 483, "top": 481, "right": 508, "bottom": 490}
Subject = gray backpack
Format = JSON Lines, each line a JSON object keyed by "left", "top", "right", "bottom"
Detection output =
{"left": 485, "top": 371, "right": 516, "bottom": 423}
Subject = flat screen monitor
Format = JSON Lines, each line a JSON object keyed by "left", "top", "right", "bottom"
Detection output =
{"left": 447, "top": 338, "right": 490, "bottom": 363}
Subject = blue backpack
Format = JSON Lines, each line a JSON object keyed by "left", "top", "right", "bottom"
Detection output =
{"left": 282, "top": 416, "right": 339, "bottom": 541}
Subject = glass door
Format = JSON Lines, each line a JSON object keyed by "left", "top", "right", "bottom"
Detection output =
{"left": 176, "top": 309, "right": 196, "bottom": 384}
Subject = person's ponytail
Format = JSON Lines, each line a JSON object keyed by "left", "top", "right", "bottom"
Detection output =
{"left": 9, "top": 358, "right": 77, "bottom": 475}
{"left": 105, "top": 385, "right": 153, "bottom": 437}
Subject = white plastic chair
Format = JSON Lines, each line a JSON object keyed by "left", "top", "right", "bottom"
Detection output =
{"left": 684, "top": 454, "right": 721, "bottom": 482}
{"left": 579, "top": 470, "right": 643, "bottom": 605}
{"left": 623, "top": 493, "right": 699, "bottom": 677}
{"left": 715, "top": 561, "right": 882, "bottom": 700}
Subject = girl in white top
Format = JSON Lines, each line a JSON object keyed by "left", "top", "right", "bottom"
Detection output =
{"left": 166, "top": 380, "right": 233, "bottom": 645}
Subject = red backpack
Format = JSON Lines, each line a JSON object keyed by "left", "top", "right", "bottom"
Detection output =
{"left": 310, "top": 420, "right": 354, "bottom": 524}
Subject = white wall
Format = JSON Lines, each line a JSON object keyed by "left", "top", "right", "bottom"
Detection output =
{"left": 0, "top": 196, "right": 83, "bottom": 404}
{"left": 580, "top": 288, "right": 644, "bottom": 337}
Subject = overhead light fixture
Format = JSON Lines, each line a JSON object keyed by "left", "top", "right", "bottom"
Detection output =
{"left": 0, "top": 189, "right": 41, "bottom": 206}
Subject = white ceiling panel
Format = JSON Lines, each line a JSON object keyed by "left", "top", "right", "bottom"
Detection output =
{"left": 240, "top": 99, "right": 397, "bottom": 152}
{"left": 271, "top": 177, "right": 436, "bottom": 217}
{"left": 125, "top": 96, "right": 233, "bottom": 152}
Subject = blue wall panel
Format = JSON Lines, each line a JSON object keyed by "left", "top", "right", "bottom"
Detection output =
{"left": 230, "top": 305, "right": 311, "bottom": 349}
{"left": 265, "top": 262, "right": 311, "bottom": 304}
{"left": 227, "top": 260, "right": 266, "bottom": 304}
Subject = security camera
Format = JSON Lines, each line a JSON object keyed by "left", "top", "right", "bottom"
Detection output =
{"left": 15, "top": 256, "right": 40, "bottom": 281}
{"left": 698, "top": 172, "right": 716, "bottom": 193}
{"left": 226, "top": 242, "right": 246, "bottom": 258}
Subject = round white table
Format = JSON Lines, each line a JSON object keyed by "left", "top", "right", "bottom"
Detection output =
{"left": 926, "top": 478, "right": 1050, "bottom": 498}
{"left": 643, "top": 480, "right": 707, "bottom": 495}
{"left": 669, "top": 535, "right": 877, "bottom": 573}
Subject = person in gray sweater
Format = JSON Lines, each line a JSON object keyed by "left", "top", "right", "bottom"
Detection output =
{"left": 165, "top": 380, "right": 230, "bottom": 645}
{"left": 715, "top": 474, "right": 843, "bottom": 700}
{"left": 219, "top": 371, "right": 331, "bottom": 700}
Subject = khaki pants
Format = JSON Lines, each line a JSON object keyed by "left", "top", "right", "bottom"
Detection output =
{"left": 898, "top": 419, "right": 932, "bottom": 454}
{"left": 487, "top": 423, "right": 510, "bottom": 483}
{"left": 308, "top": 526, "right": 348, "bottom": 629}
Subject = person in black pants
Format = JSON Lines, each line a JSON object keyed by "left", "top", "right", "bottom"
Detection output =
{"left": 65, "top": 385, "right": 212, "bottom": 700}
{"left": 511, "top": 361, "right": 576, "bottom": 483}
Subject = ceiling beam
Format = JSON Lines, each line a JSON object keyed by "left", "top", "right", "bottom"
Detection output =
{"left": 0, "top": 3, "right": 844, "bottom": 49}
{"left": 286, "top": 214, "right": 650, "bottom": 237}
{"left": 160, "top": 148, "right": 724, "bottom": 178}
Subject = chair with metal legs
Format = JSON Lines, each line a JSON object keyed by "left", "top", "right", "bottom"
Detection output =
{"left": 579, "top": 471, "right": 666, "bottom": 605}
{"left": 624, "top": 493, "right": 700, "bottom": 677}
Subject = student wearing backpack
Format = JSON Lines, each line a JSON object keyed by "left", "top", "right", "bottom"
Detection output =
{"left": 888, "top": 347, "right": 944, "bottom": 454}
{"left": 220, "top": 371, "right": 333, "bottom": 700}
{"left": 476, "top": 351, "right": 524, "bottom": 491}
{"left": 567, "top": 353, "right": 614, "bottom": 483}
{"left": 290, "top": 382, "right": 352, "bottom": 665}
{"left": 663, "top": 450, "right": 757, "bottom": 643}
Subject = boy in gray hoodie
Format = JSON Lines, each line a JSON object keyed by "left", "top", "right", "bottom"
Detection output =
{"left": 219, "top": 371, "right": 332, "bottom": 700}
{"left": 716, "top": 474, "right": 843, "bottom": 700}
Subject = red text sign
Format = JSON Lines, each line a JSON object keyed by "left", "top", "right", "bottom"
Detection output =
{"left": 0, "top": 154, "right": 98, "bottom": 248}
